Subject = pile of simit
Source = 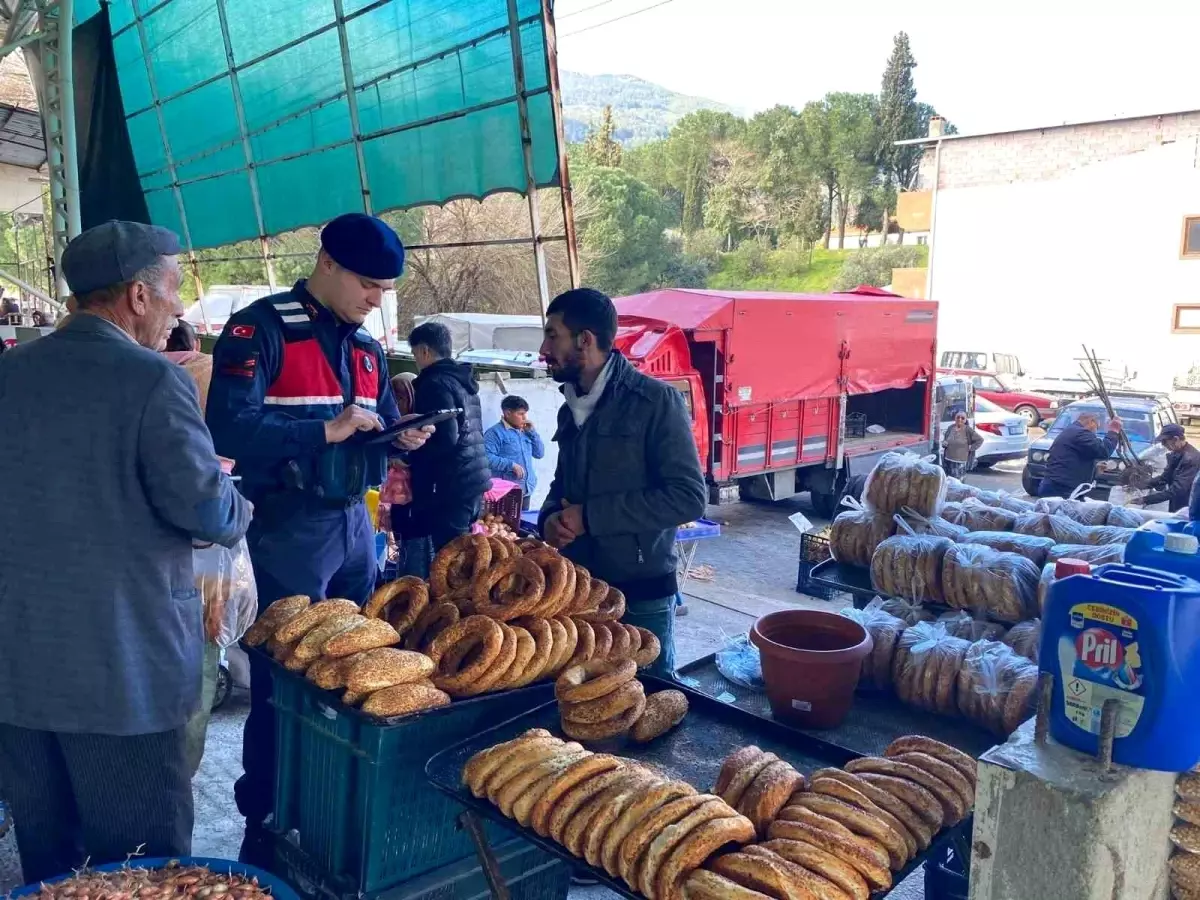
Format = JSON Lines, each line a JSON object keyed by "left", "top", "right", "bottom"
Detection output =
{"left": 555, "top": 658, "right": 689, "bottom": 744}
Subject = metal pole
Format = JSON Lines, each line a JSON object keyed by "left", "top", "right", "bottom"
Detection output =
{"left": 214, "top": 0, "right": 278, "bottom": 291}
{"left": 540, "top": 0, "right": 579, "bottom": 289}
{"left": 924, "top": 137, "right": 942, "bottom": 301}
{"left": 57, "top": 0, "right": 80, "bottom": 241}
{"left": 0, "top": 266, "right": 60, "bottom": 308}
{"left": 332, "top": 0, "right": 372, "bottom": 214}
{"left": 505, "top": 0, "right": 550, "bottom": 316}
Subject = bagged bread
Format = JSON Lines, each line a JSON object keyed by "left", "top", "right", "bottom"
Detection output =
{"left": 891, "top": 622, "right": 972, "bottom": 714}
{"left": 937, "top": 609, "right": 1009, "bottom": 642}
{"left": 1047, "top": 517, "right": 1136, "bottom": 547}
{"left": 961, "top": 531, "right": 1055, "bottom": 567}
{"left": 863, "top": 451, "right": 947, "bottom": 517}
{"left": 944, "top": 477, "right": 980, "bottom": 503}
{"left": 879, "top": 595, "right": 935, "bottom": 626}
{"left": 1106, "top": 505, "right": 1152, "bottom": 528}
{"left": 896, "top": 508, "right": 970, "bottom": 541}
{"left": 1003, "top": 619, "right": 1042, "bottom": 663}
{"left": 947, "top": 499, "right": 1019, "bottom": 533}
{"left": 1047, "top": 543, "right": 1125, "bottom": 564}
{"left": 942, "top": 544, "right": 1040, "bottom": 623}
{"left": 957, "top": 640, "right": 1039, "bottom": 735}
{"left": 870, "top": 534, "right": 954, "bottom": 604}
{"left": 1012, "top": 512, "right": 1057, "bottom": 539}
{"left": 829, "top": 500, "right": 895, "bottom": 568}
{"left": 1038, "top": 563, "right": 1056, "bottom": 614}
{"left": 972, "top": 488, "right": 1036, "bottom": 514}
{"left": 840, "top": 599, "right": 906, "bottom": 691}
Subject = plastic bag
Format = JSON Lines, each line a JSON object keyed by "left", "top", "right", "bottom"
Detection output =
{"left": 863, "top": 451, "right": 947, "bottom": 517}
{"left": 1012, "top": 512, "right": 1057, "bottom": 539}
{"left": 947, "top": 498, "right": 1019, "bottom": 533}
{"left": 840, "top": 598, "right": 906, "bottom": 691}
{"left": 957, "top": 640, "right": 1039, "bottom": 736}
{"left": 1003, "top": 619, "right": 1042, "bottom": 663}
{"left": 1038, "top": 563, "right": 1057, "bottom": 614}
{"left": 1106, "top": 505, "right": 1160, "bottom": 528}
{"left": 942, "top": 543, "right": 1040, "bottom": 623}
{"left": 891, "top": 622, "right": 971, "bottom": 713}
{"left": 1047, "top": 517, "right": 1135, "bottom": 547}
{"left": 1047, "top": 543, "right": 1125, "bottom": 564}
{"left": 829, "top": 497, "right": 896, "bottom": 568}
{"left": 878, "top": 595, "right": 935, "bottom": 626}
{"left": 870, "top": 534, "right": 954, "bottom": 604}
{"left": 961, "top": 530, "right": 1056, "bottom": 567}
{"left": 1034, "top": 495, "right": 1112, "bottom": 525}
{"left": 195, "top": 538, "right": 258, "bottom": 648}
{"left": 944, "top": 477, "right": 980, "bottom": 504}
{"left": 714, "top": 632, "right": 764, "bottom": 691}
{"left": 936, "top": 609, "right": 1009, "bottom": 642}
{"left": 895, "top": 508, "right": 970, "bottom": 541}
{"left": 971, "top": 488, "right": 1035, "bottom": 514}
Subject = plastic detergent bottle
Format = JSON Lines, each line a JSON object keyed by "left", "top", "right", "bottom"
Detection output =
{"left": 1039, "top": 559, "right": 1200, "bottom": 772}
{"left": 1125, "top": 524, "right": 1200, "bottom": 582}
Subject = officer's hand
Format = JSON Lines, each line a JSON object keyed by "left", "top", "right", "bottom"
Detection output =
{"left": 325, "top": 404, "right": 383, "bottom": 444}
{"left": 393, "top": 413, "right": 435, "bottom": 451}
{"left": 544, "top": 511, "right": 577, "bottom": 549}
{"left": 512, "top": 463, "right": 526, "bottom": 480}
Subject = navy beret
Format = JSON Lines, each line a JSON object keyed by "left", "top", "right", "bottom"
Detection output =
{"left": 321, "top": 213, "right": 405, "bottom": 280}
{"left": 62, "top": 220, "right": 182, "bottom": 295}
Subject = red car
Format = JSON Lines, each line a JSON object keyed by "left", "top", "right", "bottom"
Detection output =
{"left": 937, "top": 368, "right": 1058, "bottom": 426}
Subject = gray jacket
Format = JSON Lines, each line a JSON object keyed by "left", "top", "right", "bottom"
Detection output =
{"left": 0, "top": 315, "right": 251, "bottom": 735}
{"left": 539, "top": 352, "right": 706, "bottom": 604}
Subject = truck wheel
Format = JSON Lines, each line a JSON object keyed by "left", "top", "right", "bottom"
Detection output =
{"left": 1015, "top": 404, "right": 1040, "bottom": 426}
{"left": 212, "top": 664, "right": 232, "bottom": 712}
{"left": 1021, "top": 468, "right": 1039, "bottom": 498}
{"left": 810, "top": 489, "right": 836, "bottom": 519}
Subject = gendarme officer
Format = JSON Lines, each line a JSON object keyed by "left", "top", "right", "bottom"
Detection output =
{"left": 206, "top": 213, "right": 431, "bottom": 866}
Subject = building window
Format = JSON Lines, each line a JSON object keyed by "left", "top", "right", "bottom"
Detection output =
{"left": 1183, "top": 216, "right": 1200, "bottom": 259}
{"left": 1172, "top": 304, "right": 1200, "bottom": 334}
{"left": 916, "top": 235, "right": 928, "bottom": 246}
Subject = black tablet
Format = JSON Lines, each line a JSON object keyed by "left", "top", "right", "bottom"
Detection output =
{"left": 356, "top": 408, "right": 462, "bottom": 445}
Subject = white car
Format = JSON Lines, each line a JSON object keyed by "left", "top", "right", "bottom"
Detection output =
{"left": 972, "top": 395, "right": 1031, "bottom": 468}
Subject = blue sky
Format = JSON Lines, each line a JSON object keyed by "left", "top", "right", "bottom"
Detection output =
{"left": 555, "top": 1, "right": 1200, "bottom": 135}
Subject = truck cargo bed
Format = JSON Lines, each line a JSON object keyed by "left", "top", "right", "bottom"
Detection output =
{"left": 843, "top": 429, "right": 927, "bottom": 457}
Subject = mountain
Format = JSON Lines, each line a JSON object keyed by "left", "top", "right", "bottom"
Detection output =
{"left": 559, "top": 71, "right": 736, "bottom": 146}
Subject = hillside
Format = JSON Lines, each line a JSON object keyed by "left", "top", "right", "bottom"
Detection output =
{"left": 560, "top": 70, "right": 735, "bottom": 146}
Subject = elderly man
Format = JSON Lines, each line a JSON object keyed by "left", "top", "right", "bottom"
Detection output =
{"left": 0, "top": 220, "right": 252, "bottom": 882}
{"left": 206, "top": 213, "right": 432, "bottom": 867}
{"left": 1039, "top": 410, "right": 1123, "bottom": 499}
{"left": 1139, "top": 423, "right": 1200, "bottom": 511}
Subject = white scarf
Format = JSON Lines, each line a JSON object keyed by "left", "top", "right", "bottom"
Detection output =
{"left": 563, "top": 355, "right": 616, "bottom": 428}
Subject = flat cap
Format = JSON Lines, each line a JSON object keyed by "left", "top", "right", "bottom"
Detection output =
{"left": 321, "top": 213, "right": 405, "bottom": 280}
{"left": 1157, "top": 423, "right": 1186, "bottom": 441}
{"left": 61, "top": 220, "right": 182, "bottom": 295}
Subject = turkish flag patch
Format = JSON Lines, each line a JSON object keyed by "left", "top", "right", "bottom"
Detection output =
{"left": 230, "top": 324, "right": 255, "bottom": 339}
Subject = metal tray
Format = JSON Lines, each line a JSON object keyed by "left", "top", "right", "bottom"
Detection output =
{"left": 677, "top": 654, "right": 999, "bottom": 759}
{"left": 425, "top": 677, "right": 969, "bottom": 900}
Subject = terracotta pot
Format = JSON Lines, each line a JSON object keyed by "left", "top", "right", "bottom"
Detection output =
{"left": 750, "top": 609, "right": 872, "bottom": 729}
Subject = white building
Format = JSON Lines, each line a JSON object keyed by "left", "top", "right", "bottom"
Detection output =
{"left": 901, "top": 111, "right": 1200, "bottom": 392}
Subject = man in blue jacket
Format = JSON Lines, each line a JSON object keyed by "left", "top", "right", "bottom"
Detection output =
{"left": 0, "top": 221, "right": 251, "bottom": 881}
{"left": 484, "top": 395, "right": 544, "bottom": 508}
{"left": 539, "top": 288, "right": 706, "bottom": 677}
{"left": 206, "top": 213, "right": 432, "bottom": 867}
{"left": 1039, "top": 410, "right": 1123, "bottom": 498}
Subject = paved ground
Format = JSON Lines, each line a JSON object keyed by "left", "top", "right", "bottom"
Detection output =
{"left": 0, "top": 464, "right": 1025, "bottom": 897}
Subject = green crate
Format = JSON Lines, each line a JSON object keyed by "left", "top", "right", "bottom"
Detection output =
{"left": 275, "top": 832, "right": 568, "bottom": 900}
{"left": 271, "top": 666, "right": 553, "bottom": 895}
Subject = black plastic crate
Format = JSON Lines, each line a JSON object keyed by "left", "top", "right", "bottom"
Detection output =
{"left": 924, "top": 843, "right": 969, "bottom": 900}
{"left": 846, "top": 412, "right": 868, "bottom": 438}
{"left": 275, "top": 831, "right": 569, "bottom": 900}
{"left": 797, "top": 532, "right": 837, "bottom": 599}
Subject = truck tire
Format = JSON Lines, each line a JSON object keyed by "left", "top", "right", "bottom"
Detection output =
{"left": 810, "top": 488, "right": 836, "bottom": 518}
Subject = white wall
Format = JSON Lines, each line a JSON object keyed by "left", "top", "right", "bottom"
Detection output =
{"left": 930, "top": 138, "right": 1200, "bottom": 392}
{"left": 0, "top": 164, "right": 44, "bottom": 213}
{"left": 477, "top": 376, "right": 564, "bottom": 510}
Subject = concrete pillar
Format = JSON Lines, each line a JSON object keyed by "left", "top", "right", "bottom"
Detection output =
{"left": 969, "top": 720, "right": 1174, "bottom": 900}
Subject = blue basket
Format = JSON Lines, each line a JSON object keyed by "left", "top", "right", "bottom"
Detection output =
{"left": 9, "top": 858, "right": 298, "bottom": 900}
{"left": 270, "top": 663, "right": 552, "bottom": 895}
{"left": 676, "top": 518, "right": 721, "bottom": 540}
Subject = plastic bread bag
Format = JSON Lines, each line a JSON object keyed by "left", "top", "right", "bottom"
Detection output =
{"left": 1047, "top": 543, "right": 1125, "bottom": 564}
{"left": 947, "top": 498, "right": 1019, "bottom": 533}
{"left": 714, "top": 632, "right": 764, "bottom": 691}
{"left": 1057, "top": 498, "right": 1114, "bottom": 526}
{"left": 961, "top": 530, "right": 1055, "bottom": 567}
{"left": 944, "top": 477, "right": 980, "bottom": 504}
{"left": 936, "top": 609, "right": 1009, "bottom": 642}
{"left": 840, "top": 599, "right": 906, "bottom": 691}
{"left": 957, "top": 640, "right": 1039, "bottom": 736}
{"left": 878, "top": 595, "right": 935, "bottom": 627}
{"left": 1012, "top": 511, "right": 1056, "bottom": 539}
{"left": 195, "top": 538, "right": 259, "bottom": 649}
{"left": 1047, "top": 516, "right": 1136, "bottom": 547}
{"left": 1106, "top": 505, "right": 1162, "bottom": 528}
{"left": 1003, "top": 618, "right": 1042, "bottom": 664}
{"left": 891, "top": 621, "right": 972, "bottom": 714}
{"left": 1038, "top": 563, "right": 1056, "bottom": 614}
{"left": 895, "top": 508, "right": 970, "bottom": 541}
{"left": 862, "top": 451, "right": 948, "bottom": 518}
{"left": 941, "top": 543, "right": 1040, "bottom": 623}
{"left": 972, "top": 488, "right": 1036, "bottom": 514}
{"left": 870, "top": 533, "right": 955, "bottom": 604}
{"left": 829, "top": 497, "right": 896, "bottom": 568}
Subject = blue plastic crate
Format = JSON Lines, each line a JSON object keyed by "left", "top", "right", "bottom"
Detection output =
{"left": 270, "top": 663, "right": 553, "bottom": 895}
{"left": 676, "top": 518, "right": 721, "bottom": 540}
{"left": 275, "top": 832, "right": 568, "bottom": 900}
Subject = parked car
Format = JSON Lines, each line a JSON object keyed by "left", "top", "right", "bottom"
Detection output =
{"left": 1021, "top": 395, "right": 1175, "bottom": 498}
{"left": 938, "top": 368, "right": 1057, "bottom": 426}
{"left": 971, "top": 395, "right": 1031, "bottom": 467}
{"left": 939, "top": 349, "right": 1025, "bottom": 379}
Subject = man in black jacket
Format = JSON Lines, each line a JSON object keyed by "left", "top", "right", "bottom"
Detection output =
{"left": 539, "top": 288, "right": 706, "bottom": 677}
{"left": 407, "top": 322, "right": 492, "bottom": 551}
{"left": 1039, "top": 411, "right": 1123, "bottom": 498}
{"left": 1139, "top": 424, "right": 1200, "bottom": 511}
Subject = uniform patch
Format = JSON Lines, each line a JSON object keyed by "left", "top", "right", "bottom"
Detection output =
{"left": 220, "top": 353, "right": 258, "bottom": 378}
{"left": 230, "top": 324, "right": 255, "bottom": 339}
{"left": 363, "top": 356, "right": 374, "bottom": 373}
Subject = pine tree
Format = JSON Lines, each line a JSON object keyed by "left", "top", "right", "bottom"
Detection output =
{"left": 877, "top": 32, "right": 919, "bottom": 235}
{"left": 583, "top": 106, "right": 622, "bottom": 168}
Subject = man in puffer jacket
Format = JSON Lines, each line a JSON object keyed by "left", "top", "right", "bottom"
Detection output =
{"left": 407, "top": 322, "right": 493, "bottom": 551}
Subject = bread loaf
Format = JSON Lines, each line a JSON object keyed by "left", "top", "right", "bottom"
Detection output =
{"left": 839, "top": 603, "right": 906, "bottom": 690}
{"left": 1037, "top": 563, "right": 1056, "bottom": 614}
{"left": 946, "top": 500, "right": 1018, "bottom": 533}
{"left": 1047, "top": 517, "right": 1135, "bottom": 547}
{"left": 961, "top": 531, "right": 1055, "bottom": 567}
{"left": 879, "top": 596, "right": 935, "bottom": 626}
{"left": 956, "top": 640, "right": 1038, "bottom": 736}
{"left": 896, "top": 510, "right": 969, "bottom": 541}
{"left": 891, "top": 622, "right": 970, "bottom": 714}
{"left": 863, "top": 452, "right": 947, "bottom": 517}
{"left": 1011, "top": 512, "right": 1057, "bottom": 539}
{"left": 870, "top": 535, "right": 953, "bottom": 604}
{"left": 936, "top": 610, "right": 1008, "bottom": 642}
{"left": 1002, "top": 619, "right": 1041, "bottom": 663}
{"left": 943, "top": 477, "right": 979, "bottom": 503}
{"left": 830, "top": 509, "right": 895, "bottom": 568}
{"left": 942, "top": 544, "right": 1040, "bottom": 623}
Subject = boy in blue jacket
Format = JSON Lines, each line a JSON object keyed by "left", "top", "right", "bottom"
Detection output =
{"left": 484, "top": 395, "right": 544, "bottom": 509}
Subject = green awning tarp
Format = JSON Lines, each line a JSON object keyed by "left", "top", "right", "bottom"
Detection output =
{"left": 80, "top": 0, "right": 560, "bottom": 249}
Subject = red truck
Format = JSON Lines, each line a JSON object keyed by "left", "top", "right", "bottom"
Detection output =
{"left": 612, "top": 287, "right": 942, "bottom": 515}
